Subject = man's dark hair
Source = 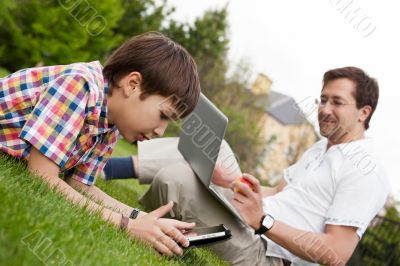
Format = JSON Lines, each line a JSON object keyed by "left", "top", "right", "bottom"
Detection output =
{"left": 323, "top": 66, "right": 379, "bottom": 130}
{"left": 103, "top": 32, "right": 200, "bottom": 118}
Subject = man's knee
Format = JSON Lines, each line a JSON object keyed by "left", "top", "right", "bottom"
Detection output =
{"left": 152, "top": 162, "right": 197, "bottom": 190}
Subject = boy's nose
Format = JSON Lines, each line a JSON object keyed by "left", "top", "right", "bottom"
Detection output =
{"left": 153, "top": 121, "right": 169, "bottom": 137}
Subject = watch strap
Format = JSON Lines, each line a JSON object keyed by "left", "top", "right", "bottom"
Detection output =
{"left": 254, "top": 215, "right": 267, "bottom": 235}
{"left": 129, "top": 208, "right": 140, "bottom": 219}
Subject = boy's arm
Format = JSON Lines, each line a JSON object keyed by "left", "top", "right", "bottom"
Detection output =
{"left": 27, "top": 147, "right": 194, "bottom": 256}
{"left": 66, "top": 178, "right": 145, "bottom": 218}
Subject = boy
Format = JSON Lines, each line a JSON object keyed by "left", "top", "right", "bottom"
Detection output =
{"left": 0, "top": 32, "right": 200, "bottom": 257}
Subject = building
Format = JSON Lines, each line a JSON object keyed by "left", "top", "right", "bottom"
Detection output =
{"left": 251, "top": 74, "right": 318, "bottom": 184}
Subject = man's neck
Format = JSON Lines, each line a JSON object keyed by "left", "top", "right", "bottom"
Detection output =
{"left": 326, "top": 130, "right": 366, "bottom": 150}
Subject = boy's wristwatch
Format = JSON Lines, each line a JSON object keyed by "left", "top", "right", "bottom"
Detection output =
{"left": 129, "top": 208, "right": 140, "bottom": 219}
{"left": 254, "top": 214, "right": 275, "bottom": 235}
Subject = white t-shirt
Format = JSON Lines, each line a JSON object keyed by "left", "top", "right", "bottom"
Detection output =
{"left": 262, "top": 138, "right": 389, "bottom": 265}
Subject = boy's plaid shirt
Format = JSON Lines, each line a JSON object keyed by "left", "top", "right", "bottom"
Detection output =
{"left": 0, "top": 61, "right": 119, "bottom": 185}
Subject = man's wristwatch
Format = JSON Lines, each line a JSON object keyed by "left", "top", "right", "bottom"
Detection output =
{"left": 254, "top": 214, "right": 275, "bottom": 235}
{"left": 129, "top": 208, "right": 140, "bottom": 219}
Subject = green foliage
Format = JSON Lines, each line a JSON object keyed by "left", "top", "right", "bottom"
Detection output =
{"left": 115, "top": 0, "right": 174, "bottom": 38}
{"left": 0, "top": 66, "right": 10, "bottom": 77}
{"left": 349, "top": 208, "right": 400, "bottom": 265}
{"left": 0, "top": 0, "right": 124, "bottom": 71}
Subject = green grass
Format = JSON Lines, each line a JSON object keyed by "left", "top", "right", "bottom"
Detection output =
{"left": 0, "top": 139, "right": 227, "bottom": 265}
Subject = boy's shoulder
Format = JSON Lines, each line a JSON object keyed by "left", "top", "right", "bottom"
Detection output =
{"left": 61, "top": 61, "right": 104, "bottom": 88}
{"left": 60, "top": 61, "right": 106, "bottom": 108}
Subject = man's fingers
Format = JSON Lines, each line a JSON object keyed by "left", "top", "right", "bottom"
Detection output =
{"left": 233, "top": 181, "right": 253, "bottom": 197}
{"left": 243, "top": 173, "right": 261, "bottom": 193}
{"left": 150, "top": 201, "right": 174, "bottom": 218}
{"left": 233, "top": 190, "right": 248, "bottom": 203}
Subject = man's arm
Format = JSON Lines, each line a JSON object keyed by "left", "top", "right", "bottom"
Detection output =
{"left": 27, "top": 147, "right": 194, "bottom": 256}
{"left": 260, "top": 177, "right": 287, "bottom": 198}
{"left": 232, "top": 174, "right": 359, "bottom": 265}
{"left": 265, "top": 221, "right": 359, "bottom": 265}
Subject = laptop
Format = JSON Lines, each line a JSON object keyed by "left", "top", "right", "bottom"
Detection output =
{"left": 178, "top": 93, "right": 244, "bottom": 221}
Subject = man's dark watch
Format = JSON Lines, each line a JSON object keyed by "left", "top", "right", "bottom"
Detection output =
{"left": 254, "top": 214, "right": 275, "bottom": 235}
{"left": 129, "top": 208, "right": 140, "bottom": 219}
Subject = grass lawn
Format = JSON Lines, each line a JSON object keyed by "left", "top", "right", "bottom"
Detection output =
{"left": 0, "top": 139, "right": 228, "bottom": 266}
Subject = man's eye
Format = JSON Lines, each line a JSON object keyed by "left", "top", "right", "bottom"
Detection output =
{"left": 333, "top": 101, "right": 344, "bottom": 106}
{"left": 320, "top": 99, "right": 328, "bottom": 104}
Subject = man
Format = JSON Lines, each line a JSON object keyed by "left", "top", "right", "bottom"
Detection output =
{"left": 105, "top": 67, "right": 389, "bottom": 265}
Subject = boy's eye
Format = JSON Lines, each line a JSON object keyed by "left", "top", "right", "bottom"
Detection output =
{"left": 160, "top": 112, "right": 169, "bottom": 120}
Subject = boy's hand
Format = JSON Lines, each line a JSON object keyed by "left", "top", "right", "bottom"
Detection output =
{"left": 127, "top": 201, "right": 195, "bottom": 256}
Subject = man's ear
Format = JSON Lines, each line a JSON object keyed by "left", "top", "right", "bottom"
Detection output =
{"left": 122, "top": 71, "right": 142, "bottom": 97}
{"left": 359, "top": 105, "right": 372, "bottom": 123}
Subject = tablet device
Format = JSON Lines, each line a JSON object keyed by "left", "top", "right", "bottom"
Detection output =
{"left": 185, "top": 224, "right": 231, "bottom": 247}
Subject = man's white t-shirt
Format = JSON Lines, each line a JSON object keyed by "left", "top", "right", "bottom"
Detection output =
{"left": 262, "top": 138, "right": 389, "bottom": 265}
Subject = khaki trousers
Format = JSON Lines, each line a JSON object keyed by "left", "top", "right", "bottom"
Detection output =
{"left": 138, "top": 138, "right": 286, "bottom": 266}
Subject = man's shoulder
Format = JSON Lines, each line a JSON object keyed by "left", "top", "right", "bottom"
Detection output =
{"left": 334, "top": 138, "right": 389, "bottom": 189}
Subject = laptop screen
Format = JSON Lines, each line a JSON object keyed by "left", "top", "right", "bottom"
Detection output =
{"left": 178, "top": 93, "right": 228, "bottom": 186}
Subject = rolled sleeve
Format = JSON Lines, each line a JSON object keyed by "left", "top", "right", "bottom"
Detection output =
{"left": 325, "top": 167, "right": 389, "bottom": 238}
{"left": 67, "top": 142, "right": 114, "bottom": 186}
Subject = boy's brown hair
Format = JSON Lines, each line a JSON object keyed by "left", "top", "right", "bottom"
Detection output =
{"left": 103, "top": 32, "right": 200, "bottom": 118}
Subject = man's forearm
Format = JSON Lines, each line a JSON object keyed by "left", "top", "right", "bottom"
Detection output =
{"left": 261, "top": 186, "right": 278, "bottom": 197}
{"left": 265, "top": 221, "right": 347, "bottom": 265}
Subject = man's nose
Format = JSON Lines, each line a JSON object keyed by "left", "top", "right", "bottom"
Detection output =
{"left": 153, "top": 121, "right": 169, "bottom": 137}
{"left": 319, "top": 102, "right": 335, "bottom": 114}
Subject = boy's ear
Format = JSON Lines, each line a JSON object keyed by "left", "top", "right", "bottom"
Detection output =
{"left": 122, "top": 71, "right": 142, "bottom": 97}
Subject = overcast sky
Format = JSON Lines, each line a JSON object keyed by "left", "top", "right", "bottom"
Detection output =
{"left": 168, "top": 0, "right": 400, "bottom": 200}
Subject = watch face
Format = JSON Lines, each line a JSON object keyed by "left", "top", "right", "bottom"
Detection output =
{"left": 262, "top": 215, "right": 274, "bottom": 230}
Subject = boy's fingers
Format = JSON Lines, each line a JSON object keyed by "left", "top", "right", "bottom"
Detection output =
{"left": 158, "top": 233, "right": 183, "bottom": 255}
{"left": 153, "top": 239, "right": 174, "bottom": 256}
{"left": 150, "top": 201, "right": 174, "bottom": 218}
{"left": 171, "top": 220, "right": 196, "bottom": 230}
{"left": 164, "top": 227, "right": 189, "bottom": 248}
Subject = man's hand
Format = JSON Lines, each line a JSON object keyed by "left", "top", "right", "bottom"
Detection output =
{"left": 127, "top": 201, "right": 196, "bottom": 256}
{"left": 231, "top": 174, "right": 265, "bottom": 229}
